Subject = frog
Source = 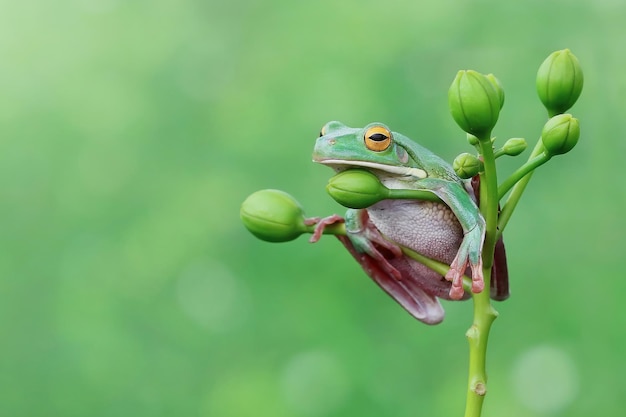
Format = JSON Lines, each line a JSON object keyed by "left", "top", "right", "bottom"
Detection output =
{"left": 309, "top": 121, "right": 509, "bottom": 324}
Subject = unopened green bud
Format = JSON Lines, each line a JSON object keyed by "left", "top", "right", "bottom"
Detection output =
{"left": 486, "top": 73, "right": 505, "bottom": 110}
{"left": 467, "top": 134, "right": 480, "bottom": 147}
{"left": 453, "top": 153, "right": 483, "bottom": 179}
{"left": 240, "top": 189, "right": 307, "bottom": 242}
{"left": 448, "top": 70, "right": 501, "bottom": 138}
{"left": 536, "top": 49, "right": 583, "bottom": 116}
{"left": 541, "top": 114, "right": 580, "bottom": 156}
{"left": 326, "top": 169, "right": 388, "bottom": 209}
{"left": 502, "top": 138, "right": 527, "bottom": 156}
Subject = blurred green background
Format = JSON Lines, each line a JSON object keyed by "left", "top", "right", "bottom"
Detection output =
{"left": 1, "top": 0, "right": 624, "bottom": 416}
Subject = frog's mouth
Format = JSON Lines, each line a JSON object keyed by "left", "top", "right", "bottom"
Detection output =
{"left": 316, "top": 159, "right": 427, "bottom": 179}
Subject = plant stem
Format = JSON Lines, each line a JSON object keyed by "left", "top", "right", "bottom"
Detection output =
{"left": 311, "top": 217, "right": 486, "bottom": 414}
{"left": 400, "top": 246, "right": 473, "bottom": 293}
{"left": 497, "top": 139, "right": 544, "bottom": 237}
{"left": 497, "top": 152, "right": 550, "bottom": 200}
{"left": 463, "top": 134, "right": 499, "bottom": 417}
{"left": 478, "top": 138, "right": 499, "bottom": 268}
{"left": 464, "top": 274, "right": 498, "bottom": 417}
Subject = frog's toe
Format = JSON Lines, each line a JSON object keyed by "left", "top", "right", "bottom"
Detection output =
{"left": 308, "top": 214, "right": 344, "bottom": 243}
{"left": 470, "top": 258, "right": 484, "bottom": 293}
{"left": 445, "top": 266, "right": 466, "bottom": 300}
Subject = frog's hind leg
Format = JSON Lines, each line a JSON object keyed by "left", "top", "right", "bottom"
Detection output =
{"left": 337, "top": 236, "right": 445, "bottom": 325}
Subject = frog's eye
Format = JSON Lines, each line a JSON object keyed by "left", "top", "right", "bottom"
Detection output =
{"left": 364, "top": 125, "right": 392, "bottom": 152}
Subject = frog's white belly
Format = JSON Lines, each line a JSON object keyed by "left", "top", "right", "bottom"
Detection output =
{"left": 367, "top": 199, "right": 463, "bottom": 264}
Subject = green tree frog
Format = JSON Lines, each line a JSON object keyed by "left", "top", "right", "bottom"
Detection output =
{"left": 311, "top": 121, "right": 508, "bottom": 324}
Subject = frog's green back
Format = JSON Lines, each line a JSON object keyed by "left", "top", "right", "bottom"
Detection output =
{"left": 392, "top": 130, "right": 462, "bottom": 184}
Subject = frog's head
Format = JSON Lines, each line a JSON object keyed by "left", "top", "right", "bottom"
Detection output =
{"left": 313, "top": 121, "right": 427, "bottom": 179}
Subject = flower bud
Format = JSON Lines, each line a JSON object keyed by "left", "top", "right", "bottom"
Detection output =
{"left": 326, "top": 169, "right": 388, "bottom": 209}
{"left": 541, "top": 114, "right": 580, "bottom": 156}
{"left": 240, "top": 189, "right": 307, "bottom": 242}
{"left": 486, "top": 73, "right": 505, "bottom": 110}
{"left": 448, "top": 70, "right": 502, "bottom": 138}
{"left": 502, "top": 138, "right": 527, "bottom": 156}
{"left": 453, "top": 153, "right": 483, "bottom": 179}
{"left": 467, "top": 134, "right": 480, "bottom": 147}
{"left": 536, "top": 49, "right": 583, "bottom": 116}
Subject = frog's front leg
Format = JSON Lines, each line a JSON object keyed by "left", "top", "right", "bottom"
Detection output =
{"left": 344, "top": 208, "right": 403, "bottom": 260}
{"left": 418, "top": 178, "right": 486, "bottom": 299}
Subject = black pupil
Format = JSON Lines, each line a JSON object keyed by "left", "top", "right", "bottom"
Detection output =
{"left": 369, "top": 133, "right": 388, "bottom": 141}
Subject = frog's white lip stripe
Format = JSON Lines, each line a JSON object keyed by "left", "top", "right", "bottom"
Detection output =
{"left": 319, "top": 159, "right": 427, "bottom": 179}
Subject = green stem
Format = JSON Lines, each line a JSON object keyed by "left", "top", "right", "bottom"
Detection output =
{"left": 463, "top": 134, "right": 499, "bottom": 417}
{"left": 464, "top": 272, "right": 498, "bottom": 417}
{"left": 478, "top": 138, "right": 499, "bottom": 269}
{"left": 497, "top": 139, "right": 545, "bottom": 237}
{"left": 387, "top": 188, "right": 443, "bottom": 203}
{"left": 493, "top": 148, "right": 505, "bottom": 159}
{"left": 401, "top": 246, "right": 473, "bottom": 293}
{"left": 497, "top": 152, "right": 550, "bottom": 200}
{"left": 305, "top": 221, "right": 347, "bottom": 236}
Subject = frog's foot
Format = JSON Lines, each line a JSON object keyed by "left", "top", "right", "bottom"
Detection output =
{"left": 445, "top": 256, "right": 484, "bottom": 299}
{"left": 445, "top": 228, "right": 485, "bottom": 300}
{"left": 307, "top": 215, "right": 344, "bottom": 243}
